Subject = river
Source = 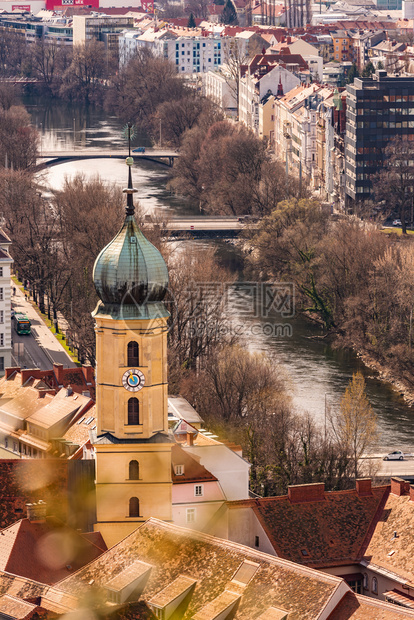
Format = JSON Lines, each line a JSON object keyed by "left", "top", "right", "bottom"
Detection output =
{"left": 25, "top": 96, "right": 414, "bottom": 452}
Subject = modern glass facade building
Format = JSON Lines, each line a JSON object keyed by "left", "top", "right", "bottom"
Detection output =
{"left": 345, "top": 71, "right": 414, "bottom": 202}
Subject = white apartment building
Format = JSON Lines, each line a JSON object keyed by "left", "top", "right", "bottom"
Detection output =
{"left": 239, "top": 62, "right": 300, "bottom": 133}
{"left": 119, "top": 28, "right": 226, "bottom": 73}
{"left": 204, "top": 69, "right": 237, "bottom": 115}
{"left": 0, "top": 230, "right": 13, "bottom": 376}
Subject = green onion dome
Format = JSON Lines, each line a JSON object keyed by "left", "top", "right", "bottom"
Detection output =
{"left": 93, "top": 158, "right": 168, "bottom": 308}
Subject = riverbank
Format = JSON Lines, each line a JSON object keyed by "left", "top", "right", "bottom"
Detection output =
{"left": 355, "top": 348, "right": 414, "bottom": 408}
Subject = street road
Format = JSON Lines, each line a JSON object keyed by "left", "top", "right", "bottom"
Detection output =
{"left": 363, "top": 454, "right": 414, "bottom": 478}
{"left": 11, "top": 284, "right": 76, "bottom": 370}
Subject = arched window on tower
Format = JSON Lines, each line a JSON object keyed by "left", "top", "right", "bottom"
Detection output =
{"left": 128, "top": 398, "right": 139, "bottom": 425}
{"left": 127, "top": 341, "right": 139, "bottom": 366}
{"left": 129, "top": 497, "right": 140, "bottom": 518}
{"left": 129, "top": 460, "right": 139, "bottom": 480}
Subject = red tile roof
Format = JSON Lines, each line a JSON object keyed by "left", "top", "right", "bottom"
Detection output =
{"left": 363, "top": 492, "right": 414, "bottom": 584}
{"left": 171, "top": 444, "right": 217, "bottom": 484}
{"left": 229, "top": 483, "right": 389, "bottom": 568}
{"left": 327, "top": 591, "right": 414, "bottom": 619}
{"left": 0, "top": 516, "right": 105, "bottom": 585}
{"left": 0, "top": 460, "right": 69, "bottom": 529}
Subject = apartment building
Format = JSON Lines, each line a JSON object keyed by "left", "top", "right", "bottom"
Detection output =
{"left": 119, "top": 28, "right": 225, "bottom": 73}
{"left": 204, "top": 69, "right": 237, "bottom": 115}
{"left": 239, "top": 53, "right": 303, "bottom": 132}
{"left": 0, "top": 231, "right": 13, "bottom": 377}
{"left": 274, "top": 84, "right": 333, "bottom": 187}
{"left": 73, "top": 14, "right": 134, "bottom": 54}
{"left": 345, "top": 71, "right": 414, "bottom": 203}
{"left": 331, "top": 30, "right": 352, "bottom": 62}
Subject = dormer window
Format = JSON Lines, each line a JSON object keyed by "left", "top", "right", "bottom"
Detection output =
{"left": 175, "top": 464, "right": 185, "bottom": 475}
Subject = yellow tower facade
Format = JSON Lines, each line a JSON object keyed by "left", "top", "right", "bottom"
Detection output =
{"left": 91, "top": 155, "right": 172, "bottom": 547}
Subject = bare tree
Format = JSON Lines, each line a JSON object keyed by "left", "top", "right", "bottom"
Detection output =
{"left": 374, "top": 136, "right": 414, "bottom": 234}
{"left": 60, "top": 40, "right": 108, "bottom": 104}
{"left": 223, "top": 39, "right": 250, "bottom": 119}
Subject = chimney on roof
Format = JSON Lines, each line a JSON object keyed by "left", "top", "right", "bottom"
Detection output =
{"left": 5, "top": 367, "right": 20, "bottom": 379}
{"left": 66, "top": 385, "right": 73, "bottom": 397}
{"left": 82, "top": 364, "right": 94, "bottom": 385}
{"left": 53, "top": 363, "right": 64, "bottom": 385}
{"left": 391, "top": 477, "right": 410, "bottom": 497}
{"left": 187, "top": 432, "right": 195, "bottom": 446}
{"left": 356, "top": 478, "right": 372, "bottom": 496}
{"left": 26, "top": 500, "right": 47, "bottom": 522}
{"left": 288, "top": 482, "right": 325, "bottom": 503}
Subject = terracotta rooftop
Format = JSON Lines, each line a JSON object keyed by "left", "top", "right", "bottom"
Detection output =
{"left": 327, "top": 591, "right": 414, "bottom": 619}
{"left": 55, "top": 518, "right": 349, "bottom": 619}
{"left": 0, "top": 460, "right": 70, "bottom": 529}
{"left": 0, "top": 516, "right": 105, "bottom": 585}
{"left": 26, "top": 388, "right": 92, "bottom": 430}
{"left": 171, "top": 444, "right": 218, "bottom": 484}
{"left": 0, "top": 594, "right": 36, "bottom": 619}
{"left": 229, "top": 481, "right": 389, "bottom": 568}
{"left": 62, "top": 404, "right": 96, "bottom": 445}
{"left": 363, "top": 481, "right": 414, "bottom": 584}
{"left": 2, "top": 364, "right": 95, "bottom": 400}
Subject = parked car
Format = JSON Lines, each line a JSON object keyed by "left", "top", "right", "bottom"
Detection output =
{"left": 392, "top": 219, "right": 402, "bottom": 226}
{"left": 383, "top": 450, "right": 404, "bottom": 461}
{"left": 133, "top": 147, "right": 146, "bottom": 153}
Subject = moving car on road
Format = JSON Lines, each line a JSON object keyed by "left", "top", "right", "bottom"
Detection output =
{"left": 383, "top": 450, "right": 404, "bottom": 461}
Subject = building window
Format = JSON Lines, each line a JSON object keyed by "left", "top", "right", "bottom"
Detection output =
{"left": 0, "top": 288, "right": 3, "bottom": 301}
{"left": 372, "top": 577, "right": 378, "bottom": 594}
{"left": 4, "top": 437, "right": 7, "bottom": 448}
{"left": 129, "top": 460, "right": 139, "bottom": 480}
{"left": 0, "top": 334, "right": 4, "bottom": 347}
{"left": 0, "top": 311, "right": 3, "bottom": 323}
{"left": 194, "top": 485, "right": 203, "bottom": 497}
{"left": 186, "top": 508, "right": 196, "bottom": 523}
{"left": 129, "top": 497, "right": 140, "bottom": 517}
{"left": 363, "top": 573, "right": 369, "bottom": 590}
{"left": 127, "top": 398, "right": 139, "bottom": 425}
{"left": 0, "top": 268, "right": 3, "bottom": 277}
{"left": 127, "top": 341, "right": 139, "bottom": 366}
{"left": 0, "top": 357, "right": 4, "bottom": 372}
{"left": 255, "top": 536, "right": 259, "bottom": 547}
{"left": 174, "top": 464, "right": 184, "bottom": 475}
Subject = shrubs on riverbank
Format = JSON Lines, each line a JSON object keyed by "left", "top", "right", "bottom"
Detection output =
{"left": 247, "top": 198, "right": 414, "bottom": 391}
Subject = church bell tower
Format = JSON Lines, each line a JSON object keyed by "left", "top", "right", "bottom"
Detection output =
{"left": 92, "top": 151, "right": 172, "bottom": 547}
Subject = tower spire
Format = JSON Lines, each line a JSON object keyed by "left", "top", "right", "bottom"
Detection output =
{"left": 124, "top": 122, "right": 138, "bottom": 216}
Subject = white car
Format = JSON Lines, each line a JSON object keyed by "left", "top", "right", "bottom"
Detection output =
{"left": 383, "top": 450, "right": 404, "bottom": 461}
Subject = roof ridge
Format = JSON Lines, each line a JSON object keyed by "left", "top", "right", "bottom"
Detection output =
{"left": 357, "top": 486, "right": 391, "bottom": 560}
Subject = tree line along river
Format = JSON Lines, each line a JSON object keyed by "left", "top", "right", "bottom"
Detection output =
{"left": 26, "top": 95, "right": 414, "bottom": 453}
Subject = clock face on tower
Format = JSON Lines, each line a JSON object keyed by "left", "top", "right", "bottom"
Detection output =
{"left": 122, "top": 369, "right": 145, "bottom": 392}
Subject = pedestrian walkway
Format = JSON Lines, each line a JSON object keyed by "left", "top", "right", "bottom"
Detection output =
{"left": 11, "top": 282, "right": 77, "bottom": 369}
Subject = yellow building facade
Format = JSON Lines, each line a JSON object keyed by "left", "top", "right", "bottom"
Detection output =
{"left": 91, "top": 157, "right": 173, "bottom": 548}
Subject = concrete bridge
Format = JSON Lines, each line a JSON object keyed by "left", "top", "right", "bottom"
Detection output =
{"left": 38, "top": 148, "right": 180, "bottom": 169}
{"left": 152, "top": 216, "right": 257, "bottom": 239}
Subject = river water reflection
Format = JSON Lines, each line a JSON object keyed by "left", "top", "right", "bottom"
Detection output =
{"left": 26, "top": 97, "right": 414, "bottom": 452}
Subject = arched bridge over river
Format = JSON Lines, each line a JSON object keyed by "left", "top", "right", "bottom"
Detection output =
{"left": 37, "top": 148, "right": 180, "bottom": 169}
